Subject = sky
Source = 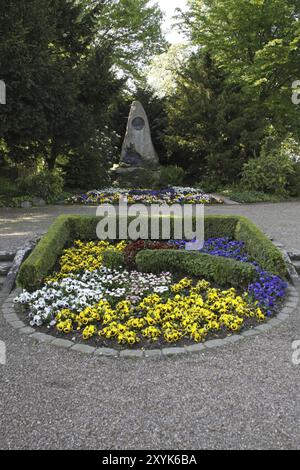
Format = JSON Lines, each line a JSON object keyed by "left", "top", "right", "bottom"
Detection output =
{"left": 157, "top": 0, "right": 188, "bottom": 44}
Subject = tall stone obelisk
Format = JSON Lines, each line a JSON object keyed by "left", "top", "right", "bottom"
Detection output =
{"left": 111, "top": 101, "right": 162, "bottom": 187}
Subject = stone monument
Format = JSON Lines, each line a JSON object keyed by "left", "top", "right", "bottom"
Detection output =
{"left": 111, "top": 101, "right": 162, "bottom": 187}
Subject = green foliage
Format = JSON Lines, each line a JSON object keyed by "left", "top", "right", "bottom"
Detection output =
{"left": 235, "top": 217, "right": 287, "bottom": 278}
{"left": 223, "top": 190, "right": 285, "bottom": 204}
{"left": 203, "top": 216, "right": 238, "bottom": 239}
{"left": 0, "top": 177, "right": 20, "bottom": 197}
{"left": 282, "top": 138, "right": 300, "bottom": 197}
{"left": 196, "top": 179, "right": 223, "bottom": 194}
{"left": 241, "top": 138, "right": 294, "bottom": 194}
{"left": 1, "top": 0, "right": 164, "bottom": 173}
{"left": 184, "top": 0, "right": 300, "bottom": 139}
{"left": 146, "top": 44, "right": 190, "bottom": 98}
{"left": 165, "top": 52, "right": 266, "bottom": 184}
{"left": 102, "top": 250, "right": 125, "bottom": 270}
{"left": 16, "top": 170, "right": 64, "bottom": 202}
{"left": 0, "top": 1, "right": 110, "bottom": 168}
{"left": 17, "top": 216, "right": 72, "bottom": 291}
{"left": 64, "top": 130, "right": 120, "bottom": 190}
{"left": 287, "top": 161, "right": 300, "bottom": 197}
{"left": 98, "top": 0, "right": 166, "bottom": 77}
{"left": 159, "top": 165, "right": 185, "bottom": 187}
{"left": 165, "top": 0, "right": 300, "bottom": 184}
{"left": 16, "top": 214, "right": 228, "bottom": 290}
{"left": 0, "top": 195, "right": 33, "bottom": 208}
{"left": 136, "top": 250, "right": 257, "bottom": 288}
{"left": 68, "top": 216, "right": 101, "bottom": 241}
{"left": 115, "top": 166, "right": 162, "bottom": 189}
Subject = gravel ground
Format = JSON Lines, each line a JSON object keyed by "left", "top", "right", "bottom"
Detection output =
{"left": 0, "top": 201, "right": 300, "bottom": 252}
{"left": 0, "top": 201, "right": 300, "bottom": 449}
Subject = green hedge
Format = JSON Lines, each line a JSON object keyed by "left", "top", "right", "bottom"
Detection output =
{"left": 17, "top": 214, "right": 287, "bottom": 291}
{"left": 136, "top": 250, "right": 258, "bottom": 288}
{"left": 102, "top": 250, "right": 125, "bottom": 270}
{"left": 67, "top": 214, "right": 239, "bottom": 241}
{"left": 17, "top": 216, "right": 72, "bottom": 291}
{"left": 234, "top": 217, "right": 287, "bottom": 278}
{"left": 204, "top": 215, "right": 238, "bottom": 239}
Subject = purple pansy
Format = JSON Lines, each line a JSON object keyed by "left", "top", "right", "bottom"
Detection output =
{"left": 168, "top": 237, "right": 288, "bottom": 316}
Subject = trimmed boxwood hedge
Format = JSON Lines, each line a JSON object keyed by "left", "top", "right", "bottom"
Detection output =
{"left": 102, "top": 250, "right": 125, "bottom": 270}
{"left": 17, "top": 216, "right": 72, "bottom": 291}
{"left": 136, "top": 250, "right": 258, "bottom": 288}
{"left": 234, "top": 216, "right": 287, "bottom": 278}
{"left": 66, "top": 214, "right": 239, "bottom": 241}
{"left": 17, "top": 214, "right": 288, "bottom": 291}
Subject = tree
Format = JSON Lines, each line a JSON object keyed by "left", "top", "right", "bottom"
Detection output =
{"left": 181, "top": 0, "right": 300, "bottom": 138}
{"left": 0, "top": 0, "right": 165, "bottom": 171}
{"left": 146, "top": 44, "right": 191, "bottom": 98}
{"left": 0, "top": 0, "right": 122, "bottom": 170}
{"left": 165, "top": 52, "right": 266, "bottom": 184}
{"left": 97, "top": 0, "right": 166, "bottom": 78}
{"left": 64, "top": 128, "right": 121, "bottom": 189}
{"left": 0, "top": 0, "right": 51, "bottom": 166}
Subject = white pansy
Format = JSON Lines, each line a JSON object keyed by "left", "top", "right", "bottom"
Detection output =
{"left": 15, "top": 267, "right": 173, "bottom": 326}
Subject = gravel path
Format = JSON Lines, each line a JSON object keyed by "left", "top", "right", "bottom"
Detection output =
{"left": 0, "top": 202, "right": 300, "bottom": 449}
{"left": 0, "top": 201, "right": 300, "bottom": 252}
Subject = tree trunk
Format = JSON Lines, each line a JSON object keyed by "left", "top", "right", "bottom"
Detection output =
{"left": 47, "top": 142, "right": 59, "bottom": 170}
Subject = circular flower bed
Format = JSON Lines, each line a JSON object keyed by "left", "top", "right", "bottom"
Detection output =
{"left": 66, "top": 187, "right": 224, "bottom": 205}
{"left": 14, "top": 237, "right": 288, "bottom": 349}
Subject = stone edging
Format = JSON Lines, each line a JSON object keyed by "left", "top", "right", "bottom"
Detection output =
{"left": 281, "top": 248, "right": 300, "bottom": 287}
{"left": 1, "top": 284, "right": 299, "bottom": 359}
{"left": 0, "top": 237, "right": 41, "bottom": 297}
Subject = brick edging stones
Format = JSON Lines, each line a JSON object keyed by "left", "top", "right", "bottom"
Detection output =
{"left": 1, "top": 285, "right": 299, "bottom": 359}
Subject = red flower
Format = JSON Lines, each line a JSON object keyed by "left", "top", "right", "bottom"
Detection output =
{"left": 123, "top": 240, "right": 177, "bottom": 268}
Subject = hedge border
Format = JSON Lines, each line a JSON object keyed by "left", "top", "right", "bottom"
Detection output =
{"left": 234, "top": 216, "right": 287, "bottom": 278}
{"left": 136, "top": 250, "right": 257, "bottom": 288}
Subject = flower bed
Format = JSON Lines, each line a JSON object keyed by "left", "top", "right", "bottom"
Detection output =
{"left": 16, "top": 215, "right": 288, "bottom": 291}
{"left": 15, "top": 237, "right": 288, "bottom": 349}
{"left": 67, "top": 187, "right": 224, "bottom": 205}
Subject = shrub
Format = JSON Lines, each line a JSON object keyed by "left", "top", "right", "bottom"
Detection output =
{"left": 0, "top": 177, "right": 20, "bottom": 197}
{"left": 64, "top": 130, "right": 119, "bottom": 190}
{"left": 136, "top": 250, "right": 258, "bottom": 287}
{"left": 287, "top": 161, "right": 300, "bottom": 197}
{"left": 196, "top": 178, "right": 222, "bottom": 194}
{"left": 115, "top": 165, "right": 162, "bottom": 189}
{"left": 241, "top": 143, "right": 294, "bottom": 195}
{"left": 63, "top": 214, "right": 239, "bottom": 241}
{"left": 0, "top": 195, "right": 35, "bottom": 208}
{"left": 102, "top": 250, "right": 125, "bottom": 270}
{"left": 235, "top": 217, "right": 287, "bottom": 278}
{"left": 17, "top": 216, "right": 72, "bottom": 291}
{"left": 204, "top": 216, "right": 237, "bottom": 239}
{"left": 159, "top": 165, "right": 185, "bottom": 187}
{"left": 225, "top": 190, "right": 284, "bottom": 204}
{"left": 16, "top": 170, "right": 64, "bottom": 202}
